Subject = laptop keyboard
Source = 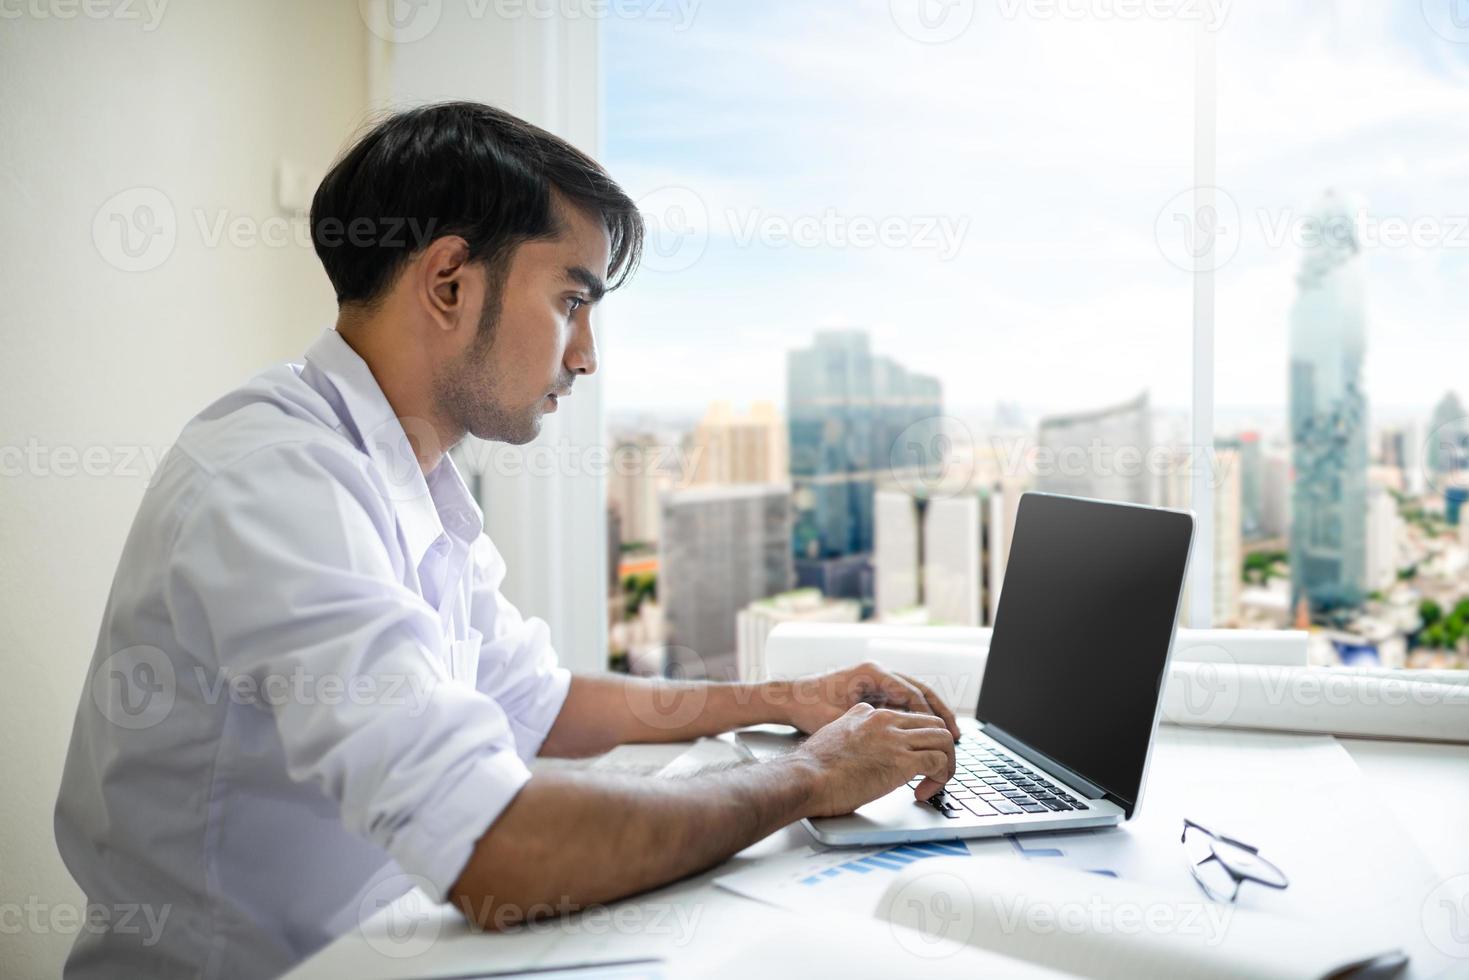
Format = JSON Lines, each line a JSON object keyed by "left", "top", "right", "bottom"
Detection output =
{"left": 909, "top": 738, "right": 1090, "bottom": 819}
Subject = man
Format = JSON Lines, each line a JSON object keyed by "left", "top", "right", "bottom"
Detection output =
{"left": 56, "top": 102, "right": 959, "bottom": 979}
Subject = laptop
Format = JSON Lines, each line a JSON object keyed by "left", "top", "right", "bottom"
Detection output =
{"left": 738, "top": 491, "right": 1195, "bottom": 845}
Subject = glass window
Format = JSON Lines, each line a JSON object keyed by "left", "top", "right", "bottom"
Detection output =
{"left": 601, "top": 1, "right": 1198, "bottom": 678}
{"left": 1214, "top": 5, "right": 1469, "bottom": 670}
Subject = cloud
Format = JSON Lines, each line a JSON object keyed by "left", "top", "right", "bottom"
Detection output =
{"left": 603, "top": 0, "right": 1468, "bottom": 424}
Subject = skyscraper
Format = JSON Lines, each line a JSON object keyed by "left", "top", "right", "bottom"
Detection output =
{"left": 1162, "top": 446, "right": 1242, "bottom": 627}
{"left": 690, "top": 401, "right": 787, "bottom": 485}
{"left": 1365, "top": 483, "right": 1400, "bottom": 592}
{"left": 1289, "top": 190, "right": 1368, "bottom": 615}
{"left": 1427, "top": 391, "right": 1467, "bottom": 482}
{"left": 735, "top": 588, "right": 861, "bottom": 682}
{"left": 1212, "top": 447, "right": 1243, "bottom": 627}
{"left": 1035, "top": 392, "right": 1153, "bottom": 504}
{"left": 1218, "top": 432, "right": 1265, "bottom": 540}
{"left": 787, "top": 330, "right": 942, "bottom": 568}
{"left": 872, "top": 485, "right": 1002, "bottom": 627}
{"left": 607, "top": 434, "right": 673, "bottom": 547}
{"left": 659, "top": 484, "right": 794, "bottom": 679}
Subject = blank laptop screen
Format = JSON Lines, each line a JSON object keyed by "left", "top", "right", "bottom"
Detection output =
{"left": 976, "top": 493, "right": 1193, "bottom": 812}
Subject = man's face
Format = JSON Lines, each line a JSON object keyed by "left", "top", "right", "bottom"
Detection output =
{"left": 435, "top": 201, "right": 610, "bottom": 445}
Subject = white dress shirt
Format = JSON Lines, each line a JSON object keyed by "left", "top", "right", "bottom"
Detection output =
{"left": 55, "top": 329, "right": 571, "bottom": 979}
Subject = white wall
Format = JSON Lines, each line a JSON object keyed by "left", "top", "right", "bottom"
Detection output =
{"left": 0, "top": 4, "right": 367, "bottom": 975}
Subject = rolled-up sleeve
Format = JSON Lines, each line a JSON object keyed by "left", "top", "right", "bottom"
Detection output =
{"left": 467, "top": 535, "right": 572, "bottom": 761}
{"left": 163, "top": 439, "right": 532, "bottom": 900}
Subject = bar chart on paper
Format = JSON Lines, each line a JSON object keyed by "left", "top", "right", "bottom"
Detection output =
{"left": 797, "top": 840, "right": 971, "bottom": 884}
{"left": 713, "top": 839, "right": 1016, "bottom": 915}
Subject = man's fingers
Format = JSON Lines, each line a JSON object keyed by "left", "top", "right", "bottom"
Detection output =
{"left": 897, "top": 672, "right": 961, "bottom": 740}
{"left": 910, "top": 748, "right": 954, "bottom": 800}
{"left": 904, "top": 730, "right": 957, "bottom": 783}
{"left": 879, "top": 708, "right": 948, "bottom": 731}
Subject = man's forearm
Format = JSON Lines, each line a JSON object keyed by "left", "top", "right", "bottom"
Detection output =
{"left": 450, "top": 754, "right": 817, "bottom": 926}
{"left": 540, "top": 674, "right": 795, "bottom": 757}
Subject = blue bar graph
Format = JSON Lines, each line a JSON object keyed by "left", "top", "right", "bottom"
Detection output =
{"left": 798, "top": 841, "right": 969, "bottom": 885}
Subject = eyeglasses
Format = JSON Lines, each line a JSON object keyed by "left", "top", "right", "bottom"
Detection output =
{"left": 1180, "top": 819, "right": 1290, "bottom": 904}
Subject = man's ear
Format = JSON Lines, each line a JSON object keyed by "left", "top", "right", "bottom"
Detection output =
{"left": 418, "top": 235, "right": 473, "bottom": 333}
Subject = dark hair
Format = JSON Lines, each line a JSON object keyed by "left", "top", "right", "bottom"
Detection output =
{"left": 310, "top": 101, "right": 643, "bottom": 306}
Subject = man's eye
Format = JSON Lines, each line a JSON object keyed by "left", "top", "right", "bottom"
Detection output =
{"left": 566, "top": 296, "right": 586, "bottom": 314}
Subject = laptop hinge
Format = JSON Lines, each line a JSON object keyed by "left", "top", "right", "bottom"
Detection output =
{"left": 978, "top": 723, "right": 1111, "bottom": 800}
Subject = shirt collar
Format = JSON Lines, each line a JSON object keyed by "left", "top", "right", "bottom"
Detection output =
{"left": 301, "top": 329, "right": 484, "bottom": 569}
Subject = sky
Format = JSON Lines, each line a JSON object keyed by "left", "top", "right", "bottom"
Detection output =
{"left": 600, "top": 0, "right": 1469, "bottom": 427}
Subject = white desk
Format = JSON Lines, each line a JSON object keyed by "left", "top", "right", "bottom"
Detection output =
{"left": 285, "top": 730, "right": 1469, "bottom": 980}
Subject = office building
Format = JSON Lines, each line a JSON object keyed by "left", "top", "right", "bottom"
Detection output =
{"left": 607, "top": 434, "right": 673, "bottom": 547}
{"left": 1427, "top": 391, "right": 1467, "bottom": 479}
{"left": 1261, "top": 448, "right": 1292, "bottom": 540}
{"left": 787, "top": 329, "right": 943, "bottom": 564}
{"left": 874, "top": 489, "right": 922, "bottom": 616}
{"left": 1035, "top": 392, "right": 1153, "bottom": 505}
{"left": 1213, "top": 448, "right": 1244, "bottom": 627}
{"left": 793, "top": 553, "right": 873, "bottom": 607}
{"left": 1162, "top": 447, "right": 1243, "bottom": 627}
{"left": 690, "top": 401, "right": 787, "bottom": 485}
{"left": 659, "top": 485, "right": 794, "bottom": 679}
{"left": 735, "top": 588, "right": 862, "bottom": 681}
{"left": 1218, "top": 432, "right": 1266, "bottom": 540}
{"left": 872, "top": 486, "right": 1004, "bottom": 627}
{"left": 1288, "top": 189, "right": 1368, "bottom": 614}
{"left": 1365, "top": 483, "right": 1400, "bottom": 592}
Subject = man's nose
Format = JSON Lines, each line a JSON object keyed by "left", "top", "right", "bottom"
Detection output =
{"left": 566, "top": 317, "right": 598, "bottom": 377}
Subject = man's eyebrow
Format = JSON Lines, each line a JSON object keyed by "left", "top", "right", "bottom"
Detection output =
{"left": 565, "top": 266, "right": 606, "bottom": 303}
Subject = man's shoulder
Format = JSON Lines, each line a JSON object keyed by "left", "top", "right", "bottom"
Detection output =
{"left": 175, "top": 361, "right": 355, "bottom": 471}
{"left": 148, "top": 361, "right": 381, "bottom": 523}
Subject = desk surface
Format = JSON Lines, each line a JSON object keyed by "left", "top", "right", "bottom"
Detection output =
{"left": 285, "top": 729, "right": 1469, "bottom": 980}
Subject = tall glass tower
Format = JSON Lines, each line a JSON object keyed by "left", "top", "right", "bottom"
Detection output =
{"left": 1289, "top": 190, "right": 1368, "bottom": 615}
{"left": 787, "top": 330, "right": 942, "bottom": 564}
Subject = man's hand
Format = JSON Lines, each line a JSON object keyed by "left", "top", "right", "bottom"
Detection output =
{"left": 793, "top": 702, "right": 956, "bottom": 813}
{"left": 778, "top": 660, "right": 962, "bottom": 742}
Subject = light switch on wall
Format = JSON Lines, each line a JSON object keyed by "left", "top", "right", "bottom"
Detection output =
{"left": 275, "top": 159, "right": 321, "bottom": 212}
